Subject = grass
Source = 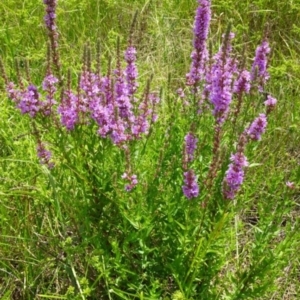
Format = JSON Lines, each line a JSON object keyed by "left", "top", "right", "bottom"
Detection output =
{"left": 0, "top": 0, "right": 299, "bottom": 299}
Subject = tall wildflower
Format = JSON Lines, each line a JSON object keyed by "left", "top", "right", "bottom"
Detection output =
{"left": 181, "top": 0, "right": 210, "bottom": 199}
{"left": 246, "top": 113, "right": 267, "bottom": 141}
{"left": 58, "top": 71, "right": 79, "bottom": 130}
{"left": 223, "top": 152, "right": 248, "bottom": 200}
{"left": 43, "top": 0, "right": 57, "bottom": 31}
{"left": 125, "top": 46, "right": 138, "bottom": 97}
{"left": 182, "top": 131, "right": 199, "bottom": 199}
{"left": 251, "top": 39, "right": 270, "bottom": 91}
{"left": 204, "top": 30, "right": 236, "bottom": 189}
{"left": 109, "top": 40, "right": 133, "bottom": 145}
{"left": 89, "top": 76, "right": 114, "bottom": 138}
{"left": 184, "top": 132, "right": 198, "bottom": 163}
{"left": 223, "top": 111, "right": 269, "bottom": 200}
{"left": 186, "top": 0, "right": 211, "bottom": 88}
{"left": 18, "top": 85, "right": 42, "bottom": 117}
{"left": 42, "top": 74, "right": 58, "bottom": 115}
{"left": 90, "top": 76, "right": 115, "bottom": 138}
{"left": 232, "top": 69, "right": 251, "bottom": 127}
{"left": 182, "top": 170, "right": 199, "bottom": 199}
{"left": 125, "top": 11, "right": 139, "bottom": 98}
{"left": 233, "top": 70, "right": 251, "bottom": 95}
{"left": 43, "top": 0, "right": 61, "bottom": 77}
{"left": 208, "top": 31, "right": 236, "bottom": 124}
{"left": 131, "top": 80, "right": 159, "bottom": 139}
{"left": 58, "top": 90, "right": 79, "bottom": 130}
{"left": 115, "top": 48, "right": 133, "bottom": 121}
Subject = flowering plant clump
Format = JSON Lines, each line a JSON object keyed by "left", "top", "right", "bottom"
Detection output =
{"left": 1, "top": 0, "right": 160, "bottom": 190}
{"left": 180, "top": 0, "right": 277, "bottom": 200}
{"left": 0, "top": 0, "right": 293, "bottom": 299}
{"left": 1, "top": 0, "right": 277, "bottom": 198}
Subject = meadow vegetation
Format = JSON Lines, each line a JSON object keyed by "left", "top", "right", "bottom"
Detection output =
{"left": 0, "top": 0, "right": 299, "bottom": 299}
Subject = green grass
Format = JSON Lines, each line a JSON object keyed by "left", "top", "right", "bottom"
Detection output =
{"left": 0, "top": 0, "right": 299, "bottom": 299}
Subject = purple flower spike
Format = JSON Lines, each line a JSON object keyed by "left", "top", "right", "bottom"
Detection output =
{"left": 43, "top": 0, "right": 60, "bottom": 73}
{"left": 122, "top": 173, "right": 138, "bottom": 191}
{"left": 208, "top": 32, "right": 236, "bottom": 123}
{"left": 37, "top": 142, "right": 54, "bottom": 169}
{"left": 246, "top": 113, "right": 267, "bottom": 141}
{"left": 251, "top": 39, "right": 271, "bottom": 90}
{"left": 42, "top": 74, "right": 58, "bottom": 91}
{"left": 182, "top": 169, "right": 199, "bottom": 199}
{"left": 57, "top": 90, "right": 79, "bottom": 130}
{"left": 264, "top": 95, "right": 277, "bottom": 107}
{"left": 18, "top": 84, "right": 42, "bottom": 117}
{"left": 184, "top": 132, "right": 198, "bottom": 162}
{"left": 43, "top": 0, "right": 57, "bottom": 31}
{"left": 42, "top": 74, "right": 58, "bottom": 115}
{"left": 6, "top": 82, "right": 21, "bottom": 103}
{"left": 264, "top": 94, "right": 277, "bottom": 114}
{"left": 186, "top": 0, "right": 211, "bottom": 87}
{"left": 124, "top": 46, "right": 138, "bottom": 96}
{"left": 223, "top": 153, "right": 248, "bottom": 199}
{"left": 233, "top": 70, "right": 251, "bottom": 94}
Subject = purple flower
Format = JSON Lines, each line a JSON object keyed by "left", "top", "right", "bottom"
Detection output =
{"left": 208, "top": 32, "right": 236, "bottom": 123}
{"left": 6, "top": 82, "right": 21, "bottom": 103}
{"left": 251, "top": 39, "right": 270, "bottom": 89}
{"left": 90, "top": 95, "right": 114, "bottom": 138}
{"left": 246, "top": 113, "right": 267, "bottom": 141}
{"left": 42, "top": 74, "right": 58, "bottom": 90}
{"left": 57, "top": 90, "right": 79, "bottom": 130}
{"left": 43, "top": 0, "right": 60, "bottom": 72}
{"left": 184, "top": 132, "right": 198, "bottom": 162}
{"left": 233, "top": 70, "right": 251, "bottom": 94}
{"left": 43, "top": 0, "right": 57, "bottom": 31}
{"left": 131, "top": 99, "right": 151, "bottom": 138}
{"left": 122, "top": 173, "right": 138, "bottom": 191}
{"left": 130, "top": 92, "right": 159, "bottom": 139}
{"left": 186, "top": 0, "right": 211, "bottom": 87}
{"left": 37, "top": 142, "right": 54, "bottom": 169}
{"left": 42, "top": 74, "right": 58, "bottom": 115}
{"left": 80, "top": 71, "right": 100, "bottom": 113}
{"left": 264, "top": 95, "right": 277, "bottom": 107}
{"left": 223, "top": 153, "right": 248, "bottom": 199}
{"left": 264, "top": 94, "right": 277, "bottom": 114}
{"left": 81, "top": 71, "right": 113, "bottom": 135}
{"left": 116, "top": 90, "right": 133, "bottom": 120}
{"left": 182, "top": 169, "right": 199, "bottom": 199}
{"left": 110, "top": 121, "right": 128, "bottom": 144}
{"left": 114, "top": 61, "right": 134, "bottom": 122}
{"left": 177, "top": 88, "right": 185, "bottom": 98}
{"left": 124, "top": 46, "right": 138, "bottom": 96}
{"left": 131, "top": 115, "right": 150, "bottom": 137}
{"left": 18, "top": 84, "right": 42, "bottom": 117}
